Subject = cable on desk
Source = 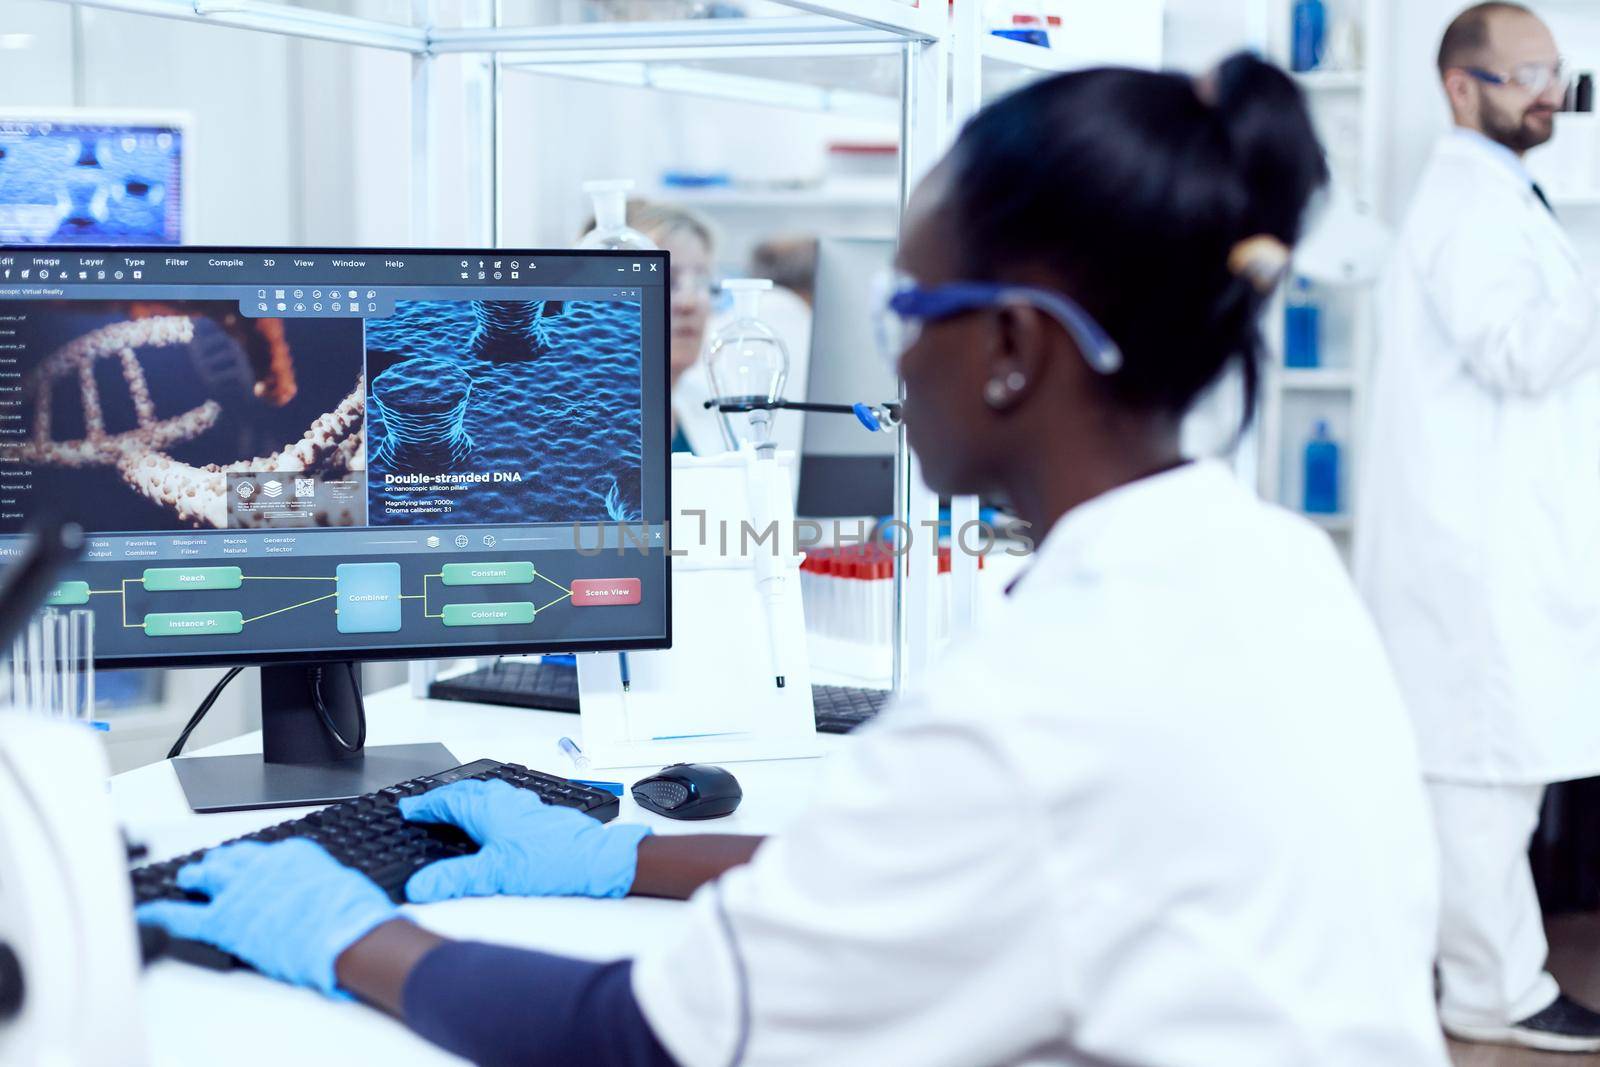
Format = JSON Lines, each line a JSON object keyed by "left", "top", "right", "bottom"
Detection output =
{"left": 311, "top": 662, "right": 366, "bottom": 753}
{"left": 167, "top": 666, "right": 244, "bottom": 759}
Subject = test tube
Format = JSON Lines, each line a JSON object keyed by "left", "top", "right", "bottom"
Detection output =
{"left": 66, "top": 608, "right": 94, "bottom": 721}
{"left": 25, "top": 614, "right": 45, "bottom": 716}
{"left": 44, "top": 610, "right": 64, "bottom": 718}
{"left": 5, "top": 610, "right": 78, "bottom": 718}
{"left": 6, "top": 631, "right": 19, "bottom": 712}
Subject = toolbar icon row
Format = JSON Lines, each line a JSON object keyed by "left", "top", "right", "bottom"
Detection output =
{"left": 253, "top": 301, "right": 379, "bottom": 315}
{"left": 16, "top": 269, "right": 140, "bottom": 280}
{"left": 258, "top": 289, "right": 375, "bottom": 300}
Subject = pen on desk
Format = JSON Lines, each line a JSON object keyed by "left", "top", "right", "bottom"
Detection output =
{"left": 619, "top": 651, "right": 631, "bottom": 692}
{"left": 557, "top": 735, "right": 593, "bottom": 772}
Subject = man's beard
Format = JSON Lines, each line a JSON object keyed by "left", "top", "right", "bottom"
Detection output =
{"left": 1480, "top": 97, "right": 1556, "bottom": 153}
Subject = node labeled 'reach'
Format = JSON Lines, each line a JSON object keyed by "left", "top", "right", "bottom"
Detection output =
{"left": 335, "top": 562, "right": 403, "bottom": 634}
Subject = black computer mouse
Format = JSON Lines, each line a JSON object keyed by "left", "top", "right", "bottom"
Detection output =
{"left": 631, "top": 763, "right": 742, "bottom": 820}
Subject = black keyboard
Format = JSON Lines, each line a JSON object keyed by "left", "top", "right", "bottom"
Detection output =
{"left": 430, "top": 661, "right": 890, "bottom": 736}
{"left": 429, "top": 659, "right": 580, "bottom": 713}
{"left": 812, "top": 684, "right": 891, "bottom": 734}
{"left": 132, "top": 759, "right": 618, "bottom": 969}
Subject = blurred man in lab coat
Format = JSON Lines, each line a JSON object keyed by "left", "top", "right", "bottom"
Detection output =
{"left": 1357, "top": 2, "right": 1600, "bottom": 1053}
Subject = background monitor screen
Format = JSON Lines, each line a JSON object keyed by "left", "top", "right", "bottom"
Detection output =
{"left": 0, "top": 246, "right": 671, "bottom": 668}
{"left": 797, "top": 236, "right": 898, "bottom": 519}
{"left": 0, "top": 112, "right": 188, "bottom": 245}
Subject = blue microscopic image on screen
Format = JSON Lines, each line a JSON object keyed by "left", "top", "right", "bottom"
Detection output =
{"left": 364, "top": 299, "right": 642, "bottom": 527}
{"left": 0, "top": 120, "right": 184, "bottom": 245}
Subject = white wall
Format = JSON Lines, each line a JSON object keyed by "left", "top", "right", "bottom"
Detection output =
{"left": 0, "top": 2, "right": 74, "bottom": 103}
{"left": 1379, "top": 0, "right": 1458, "bottom": 224}
{"left": 1163, "top": 0, "right": 1264, "bottom": 69}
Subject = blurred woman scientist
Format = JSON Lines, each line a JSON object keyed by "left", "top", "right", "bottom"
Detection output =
{"left": 618, "top": 200, "right": 812, "bottom": 458}
{"left": 607, "top": 200, "right": 720, "bottom": 453}
{"left": 138, "top": 53, "right": 1451, "bottom": 1067}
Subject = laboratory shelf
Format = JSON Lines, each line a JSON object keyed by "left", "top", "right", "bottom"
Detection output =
{"left": 62, "top": 0, "right": 426, "bottom": 50}
{"left": 467, "top": 15, "right": 933, "bottom": 60}
{"left": 506, "top": 58, "right": 900, "bottom": 119}
{"left": 1279, "top": 367, "right": 1357, "bottom": 392}
{"left": 772, "top": 0, "right": 942, "bottom": 41}
{"left": 479, "top": 14, "right": 922, "bottom": 121}
{"left": 980, "top": 34, "right": 1079, "bottom": 73}
{"left": 1293, "top": 69, "right": 1366, "bottom": 92}
{"left": 652, "top": 177, "right": 899, "bottom": 208}
{"left": 1547, "top": 190, "right": 1600, "bottom": 207}
{"left": 1305, "top": 512, "right": 1354, "bottom": 534}
{"left": 49, "top": 3, "right": 941, "bottom": 56}
{"left": 1253, "top": 0, "right": 1386, "bottom": 562}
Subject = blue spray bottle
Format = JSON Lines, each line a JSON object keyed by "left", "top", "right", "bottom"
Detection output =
{"left": 1284, "top": 277, "right": 1320, "bottom": 368}
{"left": 1303, "top": 420, "right": 1340, "bottom": 515}
{"left": 1292, "top": 0, "right": 1326, "bottom": 73}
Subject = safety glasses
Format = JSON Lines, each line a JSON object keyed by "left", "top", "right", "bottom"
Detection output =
{"left": 1465, "top": 59, "right": 1568, "bottom": 96}
{"left": 874, "top": 276, "right": 1123, "bottom": 375}
{"left": 671, "top": 265, "right": 715, "bottom": 298}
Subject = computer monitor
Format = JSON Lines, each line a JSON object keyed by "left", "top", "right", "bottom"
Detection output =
{"left": 796, "top": 236, "right": 898, "bottom": 519}
{"left": 0, "top": 111, "right": 190, "bottom": 245}
{"left": 0, "top": 245, "right": 670, "bottom": 810}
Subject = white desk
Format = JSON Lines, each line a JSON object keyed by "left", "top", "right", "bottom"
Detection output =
{"left": 115, "top": 685, "right": 841, "bottom": 1067}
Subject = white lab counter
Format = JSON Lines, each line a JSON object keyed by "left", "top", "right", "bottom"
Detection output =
{"left": 113, "top": 684, "right": 842, "bottom": 1066}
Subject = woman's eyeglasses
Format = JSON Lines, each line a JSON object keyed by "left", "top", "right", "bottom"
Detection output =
{"left": 874, "top": 275, "right": 1122, "bottom": 376}
{"left": 671, "top": 267, "right": 715, "bottom": 298}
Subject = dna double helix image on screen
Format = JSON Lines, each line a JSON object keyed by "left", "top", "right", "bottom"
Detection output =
{"left": 2, "top": 299, "right": 365, "bottom": 532}
{"left": 364, "top": 298, "right": 642, "bottom": 527}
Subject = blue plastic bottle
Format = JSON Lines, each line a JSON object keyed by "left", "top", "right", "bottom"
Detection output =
{"left": 1284, "top": 277, "right": 1320, "bottom": 368}
{"left": 1303, "top": 421, "right": 1340, "bottom": 515}
{"left": 1292, "top": 0, "right": 1325, "bottom": 73}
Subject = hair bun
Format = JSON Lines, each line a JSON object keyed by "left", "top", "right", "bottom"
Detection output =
{"left": 1208, "top": 53, "right": 1328, "bottom": 245}
{"left": 944, "top": 51, "right": 1326, "bottom": 438}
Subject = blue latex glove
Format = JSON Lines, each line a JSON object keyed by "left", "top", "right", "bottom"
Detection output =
{"left": 135, "top": 838, "right": 398, "bottom": 997}
{"left": 399, "top": 778, "right": 652, "bottom": 903}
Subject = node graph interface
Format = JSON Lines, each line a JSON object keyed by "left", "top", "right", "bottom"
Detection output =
{"left": 0, "top": 247, "right": 670, "bottom": 664}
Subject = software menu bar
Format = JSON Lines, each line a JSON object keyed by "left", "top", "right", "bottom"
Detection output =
{"left": 0, "top": 249, "right": 666, "bottom": 288}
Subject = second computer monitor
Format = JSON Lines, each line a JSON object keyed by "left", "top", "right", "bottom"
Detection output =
{"left": 796, "top": 235, "right": 898, "bottom": 519}
{"left": 0, "top": 111, "right": 190, "bottom": 245}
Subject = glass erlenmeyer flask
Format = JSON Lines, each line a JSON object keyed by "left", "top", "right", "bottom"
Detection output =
{"left": 577, "top": 179, "right": 657, "bottom": 251}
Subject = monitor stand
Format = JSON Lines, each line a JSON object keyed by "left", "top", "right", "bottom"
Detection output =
{"left": 171, "top": 662, "right": 457, "bottom": 814}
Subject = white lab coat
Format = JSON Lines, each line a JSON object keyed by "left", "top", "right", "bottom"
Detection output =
{"left": 633, "top": 461, "right": 1447, "bottom": 1067}
{"left": 1355, "top": 131, "right": 1600, "bottom": 784}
